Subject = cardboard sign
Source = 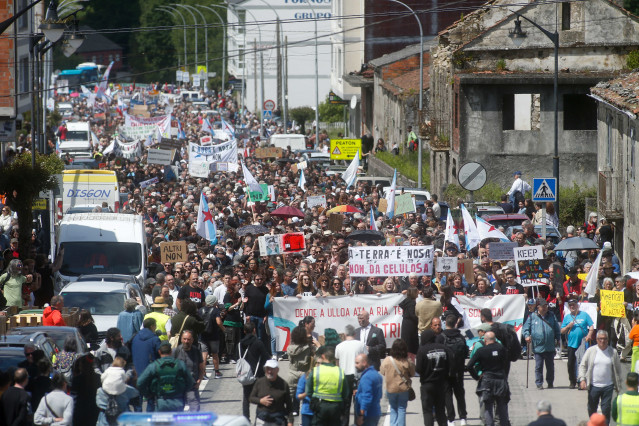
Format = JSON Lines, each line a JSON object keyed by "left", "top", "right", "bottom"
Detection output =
{"left": 235, "top": 128, "right": 250, "bottom": 140}
{"left": 160, "top": 241, "right": 187, "bottom": 263}
{"left": 394, "top": 193, "right": 416, "bottom": 215}
{"left": 307, "top": 195, "right": 327, "bottom": 209}
{"left": 514, "top": 245, "right": 547, "bottom": 286}
{"left": 281, "top": 232, "right": 306, "bottom": 253}
{"left": 159, "top": 138, "right": 183, "bottom": 149}
{"left": 458, "top": 259, "right": 475, "bottom": 283}
{"left": 490, "top": 242, "right": 518, "bottom": 260}
{"left": 436, "top": 257, "right": 458, "bottom": 273}
{"left": 328, "top": 214, "right": 344, "bottom": 233}
{"left": 378, "top": 199, "right": 388, "bottom": 215}
{"left": 259, "top": 235, "right": 282, "bottom": 256}
{"left": 255, "top": 147, "right": 283, "bottom": 158}
{"left": 147, "top": 148, "right": 173, "bottom": 165}
{"left": 600, "top": 290, "right": 626, "bottom": 318}
{"left": 330, "top": 139, "right": 362, "bottom": 160}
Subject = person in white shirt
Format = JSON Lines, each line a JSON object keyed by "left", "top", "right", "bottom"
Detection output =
{"left": 507, "top": 171, "right": 531, "bottom": 208}
{"left": 335, "top": 325, "right": 367, "bottom": 426}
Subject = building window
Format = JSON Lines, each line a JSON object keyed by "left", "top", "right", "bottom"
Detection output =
{"left": 502, "top": 93, "right": 540, "bottom": 130}
{"left": 239, "top": 47, "right": 245, "bottom": 69}
{"left": 452, "top": 158, "right": 457, "bottom": 178}
{"left": 337, "top": 47, "right": 342, "bottom": 77}
{"left": 18, "top": 0, "right": 28, "bottom": 28}
{"left": 238, "top": 10, "right": 246, "bottom": 35}
{"left": 562, "top": 3, "right": 571, "bottom": 31}
{"left": 606, "top": 114, "right": 613, "bottom": 168}
{"left": 563, "top": 94, "right": 597, "bottom": 130}
{"left": 454, "top": 93, "right": 459, "bottom": 129}
{"left": 631, "top": 127, "right": 636, "bottom": 181}
{"left": 19, "top": 57, "right": 28, "bottom": 96}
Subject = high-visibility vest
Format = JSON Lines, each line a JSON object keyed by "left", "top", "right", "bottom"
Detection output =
{"left": 617, "top": 393, "right": 639, "bottom": 426}
{"left": 312, "top": 364, "right": 344, "bottom": 402}
{"left": 145, "top": 311, "right": 170, "bottom": 341}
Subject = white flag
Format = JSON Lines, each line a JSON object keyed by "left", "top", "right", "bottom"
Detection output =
{"left": 584, "top": 250, "right": 603, "bottom": 297}
{"left": 242, "top": 162, "right": 263, "bottom": 195}
{"left": 385, "top": 169, "right": 397, "bottom": 219}
{"left": 476, "top": 215, "right": 510, "bottom": 242}
{"left": 444, "top": 208, "right": 460, "bottom": 250}
{"left": 460, "top": 204, "right": 482, "bottom": 251}
{"left": 298, "top": 169, "right": 306, "bottom": 191}
{"left": 341, "top": 150, "right": 360, "bottom": 188}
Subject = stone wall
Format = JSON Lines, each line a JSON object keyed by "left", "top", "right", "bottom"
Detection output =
{"left": 367, "top": 155, "right": 417, "bottom": 187}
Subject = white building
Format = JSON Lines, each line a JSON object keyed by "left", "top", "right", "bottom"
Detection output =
{"left": 226, "top": 0, "right": 332, "bottom": 113}
{"left": 329, "top": 0, "right": 363, "bottom": 102}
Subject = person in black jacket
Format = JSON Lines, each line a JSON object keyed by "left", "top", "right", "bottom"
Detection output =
{"left": 0, "top": 368, "right": 32, "bottom": 426}
{"left": 239, "top": 321, "right": 270, "bottom": 423}
{"left": 243, "top": 273, "right": 270, "bottom": 356}
{"left": 416, "top": 329, "right": 453, "bottom": 426}
{"left": 355, "top": 311, "right": 386, "bottom": 370}
{"left": 437, "top": 314, "right": 469, "bottom": 426}
{"left": 466, "top": 331, "right": 510, "bottom": 426}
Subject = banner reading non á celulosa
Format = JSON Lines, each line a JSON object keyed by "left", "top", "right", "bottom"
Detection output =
{"left": 348, "top": 245, "right": 434, "bottom": 277}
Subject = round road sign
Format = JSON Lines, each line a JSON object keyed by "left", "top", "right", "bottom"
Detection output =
{"left": 458, "top": 162, "right": 487, "bottom": 191}
{"left": 263, "top": 99, "right": 276, "bottom": 111}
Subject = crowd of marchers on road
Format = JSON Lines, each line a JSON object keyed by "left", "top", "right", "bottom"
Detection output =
{"left": 0, "top": 81, "right": 639, "bottom": 426}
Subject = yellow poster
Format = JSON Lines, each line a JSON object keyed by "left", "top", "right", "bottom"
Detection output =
{"left": 197, "top": 65, "right": 207, "bottom": 75}
{"left": 600, "top": 290, "right": 626, "bottom": 318}
{"left": 330, "top": 139, "right": 362, "bottom": 160}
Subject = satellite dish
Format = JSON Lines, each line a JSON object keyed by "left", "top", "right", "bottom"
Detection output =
{"left": 350, "top": 95, "right": 358, "bottom": 110}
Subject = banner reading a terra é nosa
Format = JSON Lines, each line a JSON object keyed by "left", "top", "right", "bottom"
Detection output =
{"left": 272, "top": 294, "right": 526, "bottom": 352}
{"left": 348, "top": 245, "right": 434, "bottom": 277}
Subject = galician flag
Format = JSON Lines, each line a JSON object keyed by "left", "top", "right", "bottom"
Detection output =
{"left": 242, "top": 162, "right": 263, "bottom": 195}
{"left": 475, "top": 215, "right": 510, "bottom": 241}
{"left": 221, "top": 118, "right": 235, "bottom": 139}
{"left": 298, "top": 169, "right": 306, "bottom": 191}
{"left": 201, "top": 118, "right": 214, "bottom": 134}
{"left": 443, "top": 208, "right": 460, "bottom": 250}
{"left": 584, "top": 250, "right": 603, "bottom": 297}
{"left": 460, "top": 204, "right": 482, "bottom": 251}
{"left": 369, "top": 207, "right": 378, "bottom": 231}
{"left": 341, "top": 150, "right": 360, "bottom": 188}
{"left": 385, "top": 169, "right": 397, "bottom": 219}
{"left": 196, "top": 193, "right": 217, "bottom": 242}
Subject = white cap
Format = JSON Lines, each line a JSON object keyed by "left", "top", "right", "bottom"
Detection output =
{"left": 264, "top": 359, "right": 278, "bottom": 369}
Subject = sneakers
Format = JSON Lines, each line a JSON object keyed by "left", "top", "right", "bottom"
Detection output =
{"left": 292, "top": 412, "right": 299, "bottom": 416}
{"left": 547, "top": 384, "right": 554, "bottom": 389}
{"left": 271, "top": 355, "right": 277, "bottom": 360}
{"left": 230, "top": 359, "right": 237, "bottom": 364}
{"left": 460, "top": 420, "right": 467, "bottom": 426}
{"left": 202, "top": 374, "right": 209, "bottom": 380}
{"left": 214, "top": 371, "right": 223, "bottom": 379}
{"left": 537, "top": 384, "right": 543, "bottom": 390}
{"left": 448, "top": 421, "right": 456, "bottom": 426}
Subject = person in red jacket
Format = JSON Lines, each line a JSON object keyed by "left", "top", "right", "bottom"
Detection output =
{"left": 42, "top": 295, "right": 66, "bottom": 326}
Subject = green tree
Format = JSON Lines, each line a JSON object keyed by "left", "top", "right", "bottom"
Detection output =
{"left": 318, "top": 96, "right": 346, "bottom": 123}
{"left": 625, "top": 0, "right": 639, "bottom": 15}
{"left": 0, "top": 153, "right": 64, "bottom": 258}
{"left": 289, "top": 107, "right": 315, "bottom": 134}
{"left": 132, "top": 0, "right": 177, "bottom": 82}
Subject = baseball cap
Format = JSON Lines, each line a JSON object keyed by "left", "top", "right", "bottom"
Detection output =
{"left": 526, "top": 298, "right": 537, "bottom": 305}
{"left": 264, "top": 359, "right": 278, "bottom": 369}
{"left": 477, "top": 323, "right": 492, "bottom": 332}
{"left": 536, "top": 298, "right": 548, "bottom": 306}
{"left": 567, "top": 296, "right": 579, "bottom": 304}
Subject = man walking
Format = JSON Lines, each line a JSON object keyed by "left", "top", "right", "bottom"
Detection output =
{"left": 173, "top": 330, "right": 205, "bottom": 412}
{"left": 507, "top": 171, "right": 531, "bottom": 208}
{"left": 335, "top": 325, "right": 367, "bottom": 426}
{"left": 0, "top": 368, "right": 31, "bottom": 425}
{"left": 612, "top": 372, "right": 639, "bottom": 425}
{"left": 466, "top": 331, "right": 510, "bottom": 426}
{"left": 137, "top": 341, "right": 194, "bottom": 411}
{"left": 305, "top": 346, "right": 351, "bottom": 426}
{"left": 562, "top": 296, "right": 595, "bottom": 389}
{"left": 578, "top": 330, "right": 623, "bottom": 424}
{"left": 523, "top": 298, "right": 561, "bottom": 389}
{"left": 131, "top": 318, "right": 162, "bottom": 385}
{"left": 244, "top": 273, "right": 270, "bottom": 356}
{"left": 144, "top": 297, "right": 172, "bottom": 341}
{"left": 355, "top": 312, "right": 386, "bottom": 371}
{"left": 437, "top": 314, "right": 468, "bottom": 426}
{"left": 527, "top": 400, "right": 567, "bottom": 426}
{"left": 354, "top": 354, "right": 383, "bottom": 426}
{"left": 249, "top": 359, "right": 294, "bottom": 426}
{"left": 416, "top": 287, "right": 443, "bottom": 334}
{"left": 416, "top": 329, "right": 452, "bottom": 426}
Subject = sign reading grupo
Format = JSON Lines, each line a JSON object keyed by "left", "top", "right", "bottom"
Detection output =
{"left": 348, "top": 245, "right": 433, "bottom": 277}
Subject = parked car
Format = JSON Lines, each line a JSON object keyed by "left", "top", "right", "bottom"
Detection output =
{"left": 9, "top": 326, "right": 88, "bottom": 354}
{"left": 483, "top": 214, "right": 530, "bottom": 229}
{"left": 382, "top": 187, "right": 431, "bottom": 207}
{"left": 0, "top": 332, "right": 59, "bottom": 370}
{"left": 505, "top": 225, "right": 562, "bottom": 244}
{"left": 475, "top": 205, "right": 505, "bottom": 218}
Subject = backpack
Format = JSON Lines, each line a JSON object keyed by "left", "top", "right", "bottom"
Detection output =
{"left": 152, "top": 358, "right": 186, "bottom": 397}
{"left": 494, "top": 322, "right": 521, "bottom": 362}
{"left": 104, "top": 393, "right": 121, "bottom": 426}
{"left": 236, "top": 343, "right": 260, "bottom": 386}
{"left": 443, "top": 332, "right": 469, "bottom": 366}
{"left": 199, "top": 307, "right": 218, "bottom": 335}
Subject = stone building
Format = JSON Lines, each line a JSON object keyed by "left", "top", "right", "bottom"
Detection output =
{"left": 428, "top": 0, "right": 639, "bottom": 196}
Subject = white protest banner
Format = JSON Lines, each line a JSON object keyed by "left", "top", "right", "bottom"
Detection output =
{"left": 189, "top": 140, "right": 237, "bottom": 163}
{"left": 348, "top": 245, "right": 433, "bottom": 277}
{"left": 457, "top": 295, "right": 526, "bottom": 338}
{"left": 306, "top": 195, "right": 326, "bottom": 209}
{"left": 192, "top": 74, "right": 201, "bottom": 87}
{"left": 514, "top": 245, "right": 548, "bottom": 287}
{"left": 139, "top": 177, "right": 159, "bottom": 189}
{"left": 147, "top": 148, "right": 173, "bottom": 165}
{"left": 213, "top": 129, "right": 229, "bottom": 141}
{"left": 273, "top": 294, "right": 405, "bottom": 351}
{"left": 116, "top": 139, "right": 141, "bottom": 159}
{"left": 189, "top": 160, "right": 210, "bottom": 178}
{"left": 490, "top": 242, "right": 518, "bottom": 260}
{"left": 121, "top": 113, "right": 171, "bottom": 140}
{"left": 436, "top": 257, "right": 458, "bottom": 273}
{"left": 228, "top": 162, "right": 239, "bottom": 173}
{"left": 182, "top": 71, "right": 190, "bottom": 83}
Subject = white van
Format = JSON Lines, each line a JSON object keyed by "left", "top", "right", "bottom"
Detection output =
{"left": 62, "top": 170, "right": 120, "bottom": 215}
{"left": 59, "top": 121, "right": 92, "bottom": 157}
{"left": 54, "top": 213, "right": 147, "bottom": 293}
{"left": 269, "top": 134, "right": 306, "bottom": 152}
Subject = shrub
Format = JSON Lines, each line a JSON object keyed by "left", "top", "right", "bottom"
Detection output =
{"left": 627, "top": 49, "right": 639, "bottom": 70}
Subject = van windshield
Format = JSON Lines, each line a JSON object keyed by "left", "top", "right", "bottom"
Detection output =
{"left": 59, "top": 242, "right": 141, "bottom": 276}
{"left": 61, "top": 292, "right": 125, "bottom": 315}
{"left": 66, "top": 131, "right": 89, "bottom": 141}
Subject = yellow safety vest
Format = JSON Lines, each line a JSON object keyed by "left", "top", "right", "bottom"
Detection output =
{"left": 617, "top": 393, "right": 639, "bottom": 426}
{"left": 145, "top": 311, "right": 170, "bottom": 341}
{"left": 313, "top": 364, "right": 344, "bottom": 402}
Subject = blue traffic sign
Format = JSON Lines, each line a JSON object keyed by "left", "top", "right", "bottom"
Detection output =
{"left": 263, "top": 110, "right": 273, "bottom": 120}
{"left": 532, "top": 178, "right": 557, "bottom": 202}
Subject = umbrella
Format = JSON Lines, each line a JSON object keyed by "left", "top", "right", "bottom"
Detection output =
{"left": 346, "top": 230, "right": 385, "bottom": 242}
{"left": 236, "top": 224, "right": 269, "bottom": 236}
{"left": 270, "top": 205, "right": 305, "bottom": 219}
{"left": 327, "top": 205, "right": 363, "bottom": 214}
{"left": 553, "top": 236, "right": 600, "bottom": 251}
{"left": 275, "top": 158, "right": 296, "bottom": 164}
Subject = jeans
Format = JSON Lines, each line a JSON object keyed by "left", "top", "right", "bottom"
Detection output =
{"left": 445, "top": 374, "right": 466, "bottom": 421}
{"left": 302, "top": 414, "right": 313, "bottom": 426}
{"left": 588, "top": 384, "right": 614, "bottom": 424}
{"left": 185, "top": 389, "right": 200, "bottom": 412}
{"left": 387, "top": 391, "right": 409, "bottom": 426}
{"left": 267, "top": 316, "right": 277, "bottom": 355}
{"left": 567, "top": 346, "right": 578, "bottom": 385}
{"left": 534, "top": 351, "right": 555, "bottom": 387}
{"left": 420, "top": 382, "right": 447, "bottom": 426}
{"left": 484, "top": 395, "right": 510, "bottom": 426}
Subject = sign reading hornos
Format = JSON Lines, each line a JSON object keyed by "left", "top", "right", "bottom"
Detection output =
{"left": 348, "top": 245, "right": 434, "bottom": 276}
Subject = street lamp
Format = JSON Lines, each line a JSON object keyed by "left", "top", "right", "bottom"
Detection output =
{"left": 157, "top": 6, "right": 187, "bottom": 72}
{"left": 174, "top": 3, "right": 198, "bottom": 71}
{"left": 39, "top": 0, "right": 66, "bottom": 42}
{"left": 304, "top": 0, "right": 320, "bottom": 150}
{"left": 182, "top": 4, "right": 208, "bottom": 88}
{"left": 509, "top": 13, "right": 559, "bottom": 214}
{"left": 194, "top": 5, "right": 226, "bottom": 91}
{"left": 387, "top": 0, "right": 423, "bottom": 188}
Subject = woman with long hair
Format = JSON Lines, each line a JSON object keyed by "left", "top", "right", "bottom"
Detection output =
{"left": 330, "top": 278, "right": 346, "bottom": 296}
{"left": 287, "top": 325, "right": 314, "bottom": 416}
{"left": 399, "top": 288, "right": 419, "bottom": 359}
{"left": 295, "top": 273, "right": 316, "bottom": 297}
{"left": 77, "top": 309, "right": 99, "bottom": 346}
{"left": 440, "top": 285, "right": 467, "bottom": 329}
{"left": 354, "top": 279, "right": 374, "bottom": 295}
{"left": 1, "top": 259, "right": 31, "bottom": 308}
{"left": 380, "top": 339, "right": 415, "bottom": 426}
{"left": 315, "top": 275, "right": 332, "bottom": 297}
{"left": 381, "top": 277, "right": 399, "bottom": 294}
{"left": 545, "top": 202, "right": 559, "bottom": 228}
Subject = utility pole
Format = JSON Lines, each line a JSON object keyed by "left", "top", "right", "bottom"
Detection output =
{"left": 260, "top": 51, "right": 265, "bottom": 139}
{"left": 276, "top": 18, "right": 282, "bottom": 114}
{"left": 283, "top": 35, "right": 288, "bottom": 132}
{"left": 253, "top": 39, "right": 257, "bottom": 115}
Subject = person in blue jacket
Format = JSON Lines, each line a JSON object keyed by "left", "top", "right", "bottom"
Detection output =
{"left": 523, "top": 298, "right": 561, "bottom": 390}
{"left": 296, "top": 369, "right": 314, "bottom": 426}
{"left": 354, "top": 353, "right": 383, "bottom": 426}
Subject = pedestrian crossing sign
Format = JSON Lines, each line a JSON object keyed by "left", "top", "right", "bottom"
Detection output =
{"left": 532, "top": 178, "right": 557, "bottom": 202}
{"left": 332, "top": 146, "right": 341, "bottom": 156}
